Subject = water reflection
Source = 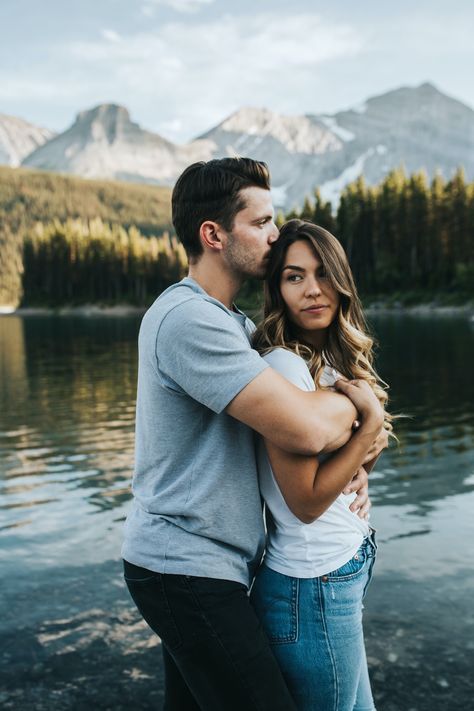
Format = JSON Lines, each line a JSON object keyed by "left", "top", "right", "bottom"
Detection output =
{"left": 0, "top": 316, "right": 140, "bottom": 569}
{"left": 367, "top": 315, "right": 474, "bottom": 517}
{"left": 0, "top": 313, "right": 473, "bottom": 575}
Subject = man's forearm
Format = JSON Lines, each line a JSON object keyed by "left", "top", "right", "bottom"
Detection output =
{"left": 308, "top": 390, "right": 358, "bottom": 454}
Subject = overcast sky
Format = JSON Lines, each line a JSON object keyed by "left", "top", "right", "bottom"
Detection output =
{"left": 1, "top": 0, "right": 472, "bottom": 142}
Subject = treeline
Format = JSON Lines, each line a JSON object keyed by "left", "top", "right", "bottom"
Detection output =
{"left": 0, "top": 166, "right": 172, "bottom": 235}
{"left": 0, "top": 166, "right": 173, "bottom": 307}
{"left": 285, "top": 167, "right": 474, "bottom": 300}
{"left": 1, "top": 166, "right": 473, "bottom": 308}
{"left": 22, "top": 219, "right": 187, "bottom": 306}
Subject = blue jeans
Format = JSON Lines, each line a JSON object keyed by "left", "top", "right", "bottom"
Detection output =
{"left": 251, "top": 532, "right": 377, "bottom": 711}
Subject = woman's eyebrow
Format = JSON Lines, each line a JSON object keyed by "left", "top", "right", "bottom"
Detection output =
{"left": 281, "top": 265, "right": 305, "bottom": 272}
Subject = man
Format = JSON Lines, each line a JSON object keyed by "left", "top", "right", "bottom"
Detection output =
{"left": 122, "top": 157, "right": 385, "bottom": 710}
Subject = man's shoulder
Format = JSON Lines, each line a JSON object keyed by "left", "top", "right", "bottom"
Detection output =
{"left": 144, "top": 280, "right": 229, "bottom": 325}
{"left": 141, "top": 280, "right": 249, "bottom": 348}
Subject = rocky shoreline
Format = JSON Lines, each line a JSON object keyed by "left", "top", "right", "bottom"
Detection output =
{"left": 1, "top": 560, "right": 473, "bottom": 711}
{"left": 1, "top": 300, "right": 473, "bottom": 319}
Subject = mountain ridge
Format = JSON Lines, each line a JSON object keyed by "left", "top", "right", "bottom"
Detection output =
{"left": 1, "top": 82, "right": 473, "bottom": 209}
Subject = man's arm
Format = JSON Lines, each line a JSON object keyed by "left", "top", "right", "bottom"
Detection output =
{"left": 226, "top": 367, "right": 357, "bottom": 456}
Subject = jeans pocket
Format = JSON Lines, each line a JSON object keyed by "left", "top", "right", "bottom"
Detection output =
{"left": 326, "top": 546, "right": 368, "bottom": 582}
{"left": 123, "top": 561, "right": 183, "bottom": 651}
{"left": 250, "top": 566, "right": 298, "bottom": 645}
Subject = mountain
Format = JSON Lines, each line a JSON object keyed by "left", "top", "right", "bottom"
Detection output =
{"left": 0, "top": 114, "right": 54, "bottom": 167}
{"left": 15, "top": 83, "right": 474, "bottom": 209}
{"left": 196, "top": 83, "right": 474, "bottom": 208}
{"left": 22, "top": 103, "right": 214, "bottom": 184}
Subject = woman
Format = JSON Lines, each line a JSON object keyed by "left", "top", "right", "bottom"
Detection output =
{"left": 251, "top": 219, "right": 392, "bottom": 711}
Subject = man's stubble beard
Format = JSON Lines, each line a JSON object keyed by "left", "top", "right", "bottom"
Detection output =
{"left": 224, "top": 232, "right": 267, "bottom": 281}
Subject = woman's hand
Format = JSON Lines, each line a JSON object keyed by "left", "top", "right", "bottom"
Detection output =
{"left": 334, "top": 378, "right": 384, "bottom": 430}
{"left": 363, "top": 427, "right": 389, "bottom": 464}
{"left": 343, "top": 466, "right": 372, "bottom": 519}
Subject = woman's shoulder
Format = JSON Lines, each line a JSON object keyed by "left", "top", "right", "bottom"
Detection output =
{"left": 261, "top": 347, "right": 314, "bottom": 391}
{"left": 261, "top": 346, "right": 305, "bottom": 368}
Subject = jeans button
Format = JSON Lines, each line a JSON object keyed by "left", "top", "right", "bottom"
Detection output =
{"left": 321, "top": 575, "right": 328, "bottom": 582}
{"left": 354, "top": 554, "right": 359, "bottom": 561}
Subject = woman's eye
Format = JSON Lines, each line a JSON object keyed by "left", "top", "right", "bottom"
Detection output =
{"left": 287, "top": 274, "right": 302, "bottom": 282}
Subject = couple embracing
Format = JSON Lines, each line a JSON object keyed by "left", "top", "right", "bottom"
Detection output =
{"left": 122, "top": 157, "right": 392, "bottom": 711}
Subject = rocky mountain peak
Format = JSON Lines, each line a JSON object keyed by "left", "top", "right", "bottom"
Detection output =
{"left": 8, "top": 82, "right": 473, "bottom": 210}
{"left": 202, "top": 106, "right": 343, "bottom": 155}
{"left": 0, "top": 113, "right": 54, "bottom": 166}
{"left": 71, "top": 103, "right": 138, "bottom": 145}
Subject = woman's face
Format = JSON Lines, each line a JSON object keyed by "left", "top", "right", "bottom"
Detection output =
{"left": 279, "top": 239, "right": 340, "bottom": 347}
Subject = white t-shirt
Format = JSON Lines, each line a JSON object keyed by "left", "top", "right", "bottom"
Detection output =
{"left": 258, "top": 348, "right": 370, "bottom": 578}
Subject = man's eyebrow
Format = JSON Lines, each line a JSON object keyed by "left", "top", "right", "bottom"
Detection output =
{"left": 251, "top": 214, "right": 273, "bottom": 224}
{"left": 281, "top": 265, "right": 305, "bottom": 272}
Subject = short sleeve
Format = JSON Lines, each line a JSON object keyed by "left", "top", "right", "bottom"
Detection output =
{"left": 263, "top": 348, "right": 314, "bottom": 392}
{"left": 157, "top": 299, "right": 268, "bottom": 413}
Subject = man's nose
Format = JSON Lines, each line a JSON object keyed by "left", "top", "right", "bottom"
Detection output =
{"left": 268, "top": 222, "right": 279, "bottom": 244}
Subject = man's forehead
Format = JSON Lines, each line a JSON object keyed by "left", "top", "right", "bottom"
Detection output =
{"left": 238, "top": 186, "right": 274, "bottom": 214}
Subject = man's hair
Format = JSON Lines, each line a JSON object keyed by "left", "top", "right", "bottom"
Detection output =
{"left": 171, "top": 157, "right": 271, "bottom": 261}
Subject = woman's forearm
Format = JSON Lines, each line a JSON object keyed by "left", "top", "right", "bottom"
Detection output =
{"left": 300, "top": 421, "right": 380, "bottom": 522}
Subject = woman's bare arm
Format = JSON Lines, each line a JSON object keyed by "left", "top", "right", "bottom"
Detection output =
{"left": 264, "top": 381, "right": 385, "bottom": 524}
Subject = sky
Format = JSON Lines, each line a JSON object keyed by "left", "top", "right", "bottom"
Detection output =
{"left": 1, "top": 0, "right": 472, "bottom": 143}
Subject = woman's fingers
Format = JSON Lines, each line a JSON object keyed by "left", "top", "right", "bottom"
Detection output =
{"left": 343, "top": 466, "right": 368, "bottom": 495}
{"left": 349, "top": 485, "right": 368, "bottom": 513}
{"left": 357, "top": 497, "right": 372, "bottom": 520}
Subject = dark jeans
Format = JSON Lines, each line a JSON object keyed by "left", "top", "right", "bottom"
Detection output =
{"left": 123, "top": 560, "right": 297, "bottom": 711}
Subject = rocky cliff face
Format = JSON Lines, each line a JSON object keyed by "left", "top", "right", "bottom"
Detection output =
{"left": 12, "top": 82, "right": 474, "bottom": 209}
{"left": 197, "top": 83, "right": 474, "bottom": 208}
{"left": 0, "top": 114, "right": 54, "bottom": 167}
{"left": 22, "top": 104, "right": 214, "bottom": 184}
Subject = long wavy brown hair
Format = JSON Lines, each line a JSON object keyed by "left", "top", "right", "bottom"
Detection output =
{"left": 253, "top": 219, "right": 393, "bottom": 430}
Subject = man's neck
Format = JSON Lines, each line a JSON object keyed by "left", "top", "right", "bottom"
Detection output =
{"left": 188, "top": 262, "right": 242, "bottom": 311}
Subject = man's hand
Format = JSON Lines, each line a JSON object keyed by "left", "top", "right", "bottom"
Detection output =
{"left": 343, "top": 466, "right": 371, "bottom": 520}
{"left": 363, "top": 427, "right": 389, "bottom": 464}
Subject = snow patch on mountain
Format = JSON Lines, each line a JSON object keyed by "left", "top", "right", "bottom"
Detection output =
{"left": 210, "top": 107, "right": 342, "bottom": 155}
{"left": 319, "top": 149, "right": 373, "bottom": 206}
{"left": 319, "top": 116, "right": 355, "bottom": 142}
{"left": 271, "top": 182, "right": 292, "bottom": 208}
{"left": 352, "top": 102, "right": 368, "bottom": 114}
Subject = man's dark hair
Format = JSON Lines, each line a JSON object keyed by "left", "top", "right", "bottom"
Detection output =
{"left": 172, "top": 157, "right": 271, "bottom": 261}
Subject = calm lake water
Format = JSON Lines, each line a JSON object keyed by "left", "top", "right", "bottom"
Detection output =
{"left": 1, "top": 313, "right": 474, "bottom": 710}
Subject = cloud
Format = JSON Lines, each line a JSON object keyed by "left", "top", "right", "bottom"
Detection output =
{"left": 63, "top": 12, "right": 363, "bottom": 139}
{"left": 141, "top": 0, "right": 215, "bottom": 15}
{"left": 101, "top": 29, "right": 122, "bottom": 43}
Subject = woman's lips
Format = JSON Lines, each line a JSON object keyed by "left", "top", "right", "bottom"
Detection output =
{"left": 302, "top": 305, "right": 328, "bottom": 313}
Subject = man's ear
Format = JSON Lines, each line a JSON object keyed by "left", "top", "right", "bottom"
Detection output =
{"left": 200, "top": 221, "right": 225, "bottom": 253}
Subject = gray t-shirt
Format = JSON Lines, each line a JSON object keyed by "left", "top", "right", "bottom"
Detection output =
{"left": 122, "top": 277, "right": 269, "bottom": 587}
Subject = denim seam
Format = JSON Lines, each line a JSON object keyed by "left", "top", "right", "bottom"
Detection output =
{"left": 123, "top": 575, "right": 156, "bottom": 582}
{"left": 316, "top": 577, "right": 339, "bottom": 711}
{"left": 326, "top": 564, "right": 368, "bottom": 583}
{"left": 159, "top": 575, "right": 184, "bottom": 651}
{"left": 265, "top": 577, "right": 299, "bottom": 645}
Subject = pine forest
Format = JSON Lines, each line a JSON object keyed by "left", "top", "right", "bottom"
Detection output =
{"left": 1, "top": 166, "right": 473, "bottom": 309}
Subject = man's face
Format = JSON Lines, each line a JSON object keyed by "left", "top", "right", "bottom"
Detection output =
{"left": 222, "top": 187, "right": 279, "bottom": 279}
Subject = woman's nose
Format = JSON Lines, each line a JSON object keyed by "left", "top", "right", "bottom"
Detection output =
{"left": 306, "top": 279, "right": 322, "bottom": 296}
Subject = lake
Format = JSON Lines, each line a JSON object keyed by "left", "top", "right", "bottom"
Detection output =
{"left": 1, "top": 312, "right": 473, "bottom": 710}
